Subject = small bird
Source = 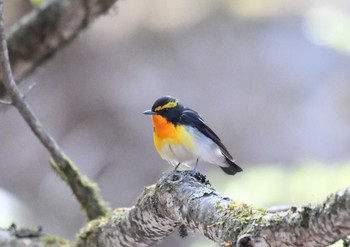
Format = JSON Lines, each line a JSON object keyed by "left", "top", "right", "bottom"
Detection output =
{"left": 144, "top": 96, "right": 242, "bottom": 175}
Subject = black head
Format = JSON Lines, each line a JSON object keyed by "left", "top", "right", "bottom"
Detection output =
{"left": 143, "top": 96, "right": 184, "bottom": 124}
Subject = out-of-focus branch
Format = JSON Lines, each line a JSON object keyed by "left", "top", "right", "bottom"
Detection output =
{"left": 0, "top": 225, "right": 70, "bottom": 247}
{"left": 0, "top": 0, "right": 109, "bottom": 221}
{"left": 76, "top": 170, "right": 350, "bottom": 247}
{"left": 0, "top": 0, "right": 118, "bottom": 98}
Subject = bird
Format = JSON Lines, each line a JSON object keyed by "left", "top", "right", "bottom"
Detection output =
{"left": 143, "top": 96, "right": 242, "bottom": 175}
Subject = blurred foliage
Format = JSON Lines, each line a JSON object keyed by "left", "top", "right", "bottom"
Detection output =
{"left": 211, "top": 160, "right": 350, "bottom": 207}
{"left": 304, "top": 5, "right": 350, "bottom": 55}
{"left": 223, "top": 0, "right": 297, "bottom": 17}
{"left": 190, "top": 161, "right": 350, "bottom": 247}
{"left": 29, "top": 0, "right": 45, "bottom": 7}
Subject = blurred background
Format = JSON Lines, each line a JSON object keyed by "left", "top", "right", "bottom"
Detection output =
{"left": 1, "top": 0, "right": 350, "bottom": 246}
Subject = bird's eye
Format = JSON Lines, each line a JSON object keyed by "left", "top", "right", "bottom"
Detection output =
{"left": 163, "top": 108, "right": 169, "bottom": 112}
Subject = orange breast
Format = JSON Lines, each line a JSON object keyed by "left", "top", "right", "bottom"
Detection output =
{"left": 151, "top": 115, "right": 194, "bottom": 156}
{"left": 152, "top": 115, "right": 178, "bottom": 140}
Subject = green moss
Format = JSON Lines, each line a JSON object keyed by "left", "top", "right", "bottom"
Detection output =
{"left": 50, "top": 157, "right": 110, "bottom": 220}
{"left": 273, "top": 212, "right": 284, "bottom": 222}
{"left": 214, "top": 201, "right": 275, "bottom": 239}
{"left": 225, "top": 201, "right": 267, "bottom": 225}
{"left": 77, "top": 217, "right": 103, "bottom": 242}
{"left": 30, "top": 0, "right": 45, "bottom": 6}
{"left": 40, "top": 235, "right": 69, "bottom": 245}
{"left": 215, "top": 200, "right": 224, "bottom": 212}
{"left": 208, "top": 212, "right": 216, "bottom": 224}
{"left": 288, "top": 211, "right": 300, "bottom": 223}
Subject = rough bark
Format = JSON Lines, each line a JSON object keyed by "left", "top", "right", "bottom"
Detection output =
{"left": 75, "top": 170, "right": 350, "bottom": 247}
{"left": 1, "top": 171, "right": 349, "bottom": 246}
{"left": 0, "top": 0, "right": 118, "bottom": 98}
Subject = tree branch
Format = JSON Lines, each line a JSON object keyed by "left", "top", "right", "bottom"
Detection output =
{"left": 0, "top": 0, "right": 117, "bottom": 99}
{"left": 1, "top": 1, "right": 349, "bottom": 246}
{"left": 0, "top": 0, "right": 109, "bottom": 221}
{"left": 76, "top": 170, "right": 350, "bottom": 247}
{"left": 2, "top": 170, "right": 348, "bottom": 246}
{"left": 0, "top": 226, "right": 70, "bottom": 247}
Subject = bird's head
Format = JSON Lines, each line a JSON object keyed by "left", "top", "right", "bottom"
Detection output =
{"left": 143, "top": 96, "right": 184, "bottom": 124}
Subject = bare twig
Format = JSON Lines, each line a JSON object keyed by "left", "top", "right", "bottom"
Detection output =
{"left": 0, "top": 0, "right": 109, "bottom": 220}
{"left": 0, "top": 0, "right": 118, "bottom": 99}
{"left": 22, "top": 81, "right": 37, "bottom": 99}
{"left": 0, "top": 81, "right": 36, "bottom": 104}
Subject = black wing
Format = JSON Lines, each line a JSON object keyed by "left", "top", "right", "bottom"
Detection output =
{"left": 179, "top": 108, "right": 233, "bottom": 160}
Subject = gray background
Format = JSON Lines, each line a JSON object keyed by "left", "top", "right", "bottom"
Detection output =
{"left": 1, "top": 0, "right": 349, "bottom": 246}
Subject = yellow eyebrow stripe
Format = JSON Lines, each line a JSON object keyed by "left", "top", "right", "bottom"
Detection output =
{"left": 155, "top": 101, "right": 178, "bottom": 111}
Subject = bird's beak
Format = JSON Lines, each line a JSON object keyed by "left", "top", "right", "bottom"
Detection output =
{"left": 143, "top": 109, "right": 156, "bottom": 115}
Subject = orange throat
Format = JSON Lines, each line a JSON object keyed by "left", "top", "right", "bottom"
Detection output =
{"left": 151, "top": 115, "right": 194, "bottom": 158}
{"left": 152, "top": 115, "right": 177, "bottom": 139}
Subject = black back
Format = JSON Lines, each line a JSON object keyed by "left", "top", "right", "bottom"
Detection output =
{"left": 179, "top": 108, "right": 233, "bottom": 160}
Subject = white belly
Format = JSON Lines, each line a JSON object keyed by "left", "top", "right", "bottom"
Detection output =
{"left": 160, "top": 143, "right": 196, "bottom": 166}
{"left": 160, "top": 126, "right": 227, "bottom": 167}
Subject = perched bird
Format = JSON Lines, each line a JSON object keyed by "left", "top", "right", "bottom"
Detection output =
{"left": 144, "top": 96, "right": 242, "bottom": 175}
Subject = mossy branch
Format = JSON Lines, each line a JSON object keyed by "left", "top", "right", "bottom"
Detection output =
{"left": 0, "top": 0, "right": 109, "bottom": 221}
{"left": 0, "top": 236, "right": 69, "bottom": 247}
{"left": 50, "top": 158, "right": 109, "bottom": 220}
{"left": 0, "top": 225, "right": 70, "bottom": 247}
{"left": 76, "top": 170, "right": 350, "bottom": 247}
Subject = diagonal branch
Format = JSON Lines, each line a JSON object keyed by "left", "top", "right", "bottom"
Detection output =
{"left": 0, "top": 0, "right": 118, "bottom": 99}
{"left": 0, "top": 0, "right": 109, "bottom": 221}
{"left": 76, "top": 170, "right": 350, "bottom": 247}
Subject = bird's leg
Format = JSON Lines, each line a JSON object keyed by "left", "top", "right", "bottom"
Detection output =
{"left": 174, "top": 162, "right": 181, "bottom": 171}
{"left": 193, "top": 158, "right": 199, "bottom": 171}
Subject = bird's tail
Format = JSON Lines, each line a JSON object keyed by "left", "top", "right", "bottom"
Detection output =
{"left": 220, "top": 159, "right": 243, "bottom": 175}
